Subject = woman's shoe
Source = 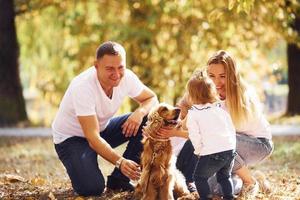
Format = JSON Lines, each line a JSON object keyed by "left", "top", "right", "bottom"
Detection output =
{"left": 254, "top": 170, "right": 271, "bottom": 193}
{"left": 240, "top": 181, "right": 259, "bottom": 199}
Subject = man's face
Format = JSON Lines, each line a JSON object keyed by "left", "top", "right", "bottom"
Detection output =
{"left": 95, "top": 54, "right": 125, "bottom": 88}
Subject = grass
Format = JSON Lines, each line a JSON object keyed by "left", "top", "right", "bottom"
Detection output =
{"left": 268, "top": 114, "right": 300, "bottom": 125}
{"left": 0, "top": 136, "right": 299, "bottom": 200}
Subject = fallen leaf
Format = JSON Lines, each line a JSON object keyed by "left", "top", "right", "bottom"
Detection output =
{"left": 3, "top": 174, "right": 27, "bottom": 183}
{"left": 30, "top": 177, "right": 46, "bottom": 186}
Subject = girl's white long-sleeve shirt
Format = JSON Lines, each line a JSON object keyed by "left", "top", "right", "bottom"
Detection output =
{"left": 186, "top": 103, "right": 236, "bottom": 156}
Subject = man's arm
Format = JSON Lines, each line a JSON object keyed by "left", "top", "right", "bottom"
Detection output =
{"left": 78, "top": 115, "right": 140, "bottom": 180}
{"left": 122, "top": 87, "right": 158, "bottom": 137}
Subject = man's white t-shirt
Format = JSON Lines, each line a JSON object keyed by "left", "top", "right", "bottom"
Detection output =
{"left": 186, "top": 102, "right": 236, "bottom": 156}
{"left": 52, "top": 67, "right": 145, "bottom": 144}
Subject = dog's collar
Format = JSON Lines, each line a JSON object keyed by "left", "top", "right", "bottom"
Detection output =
{"left": 148, "top": 135, "right": 170, "bottom": 142}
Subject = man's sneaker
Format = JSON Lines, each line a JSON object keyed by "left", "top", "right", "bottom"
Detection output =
{"left": 253, "top": 171, "right": 271, "bottom": 193}
{"left": 106, "top": 175, "right": 134, "bottom": 191}
{"left": 187, "top": 182, "right": 197, "bottom": 193}
{"left": 240, "top": 180, "right": 259, "bottom": 199}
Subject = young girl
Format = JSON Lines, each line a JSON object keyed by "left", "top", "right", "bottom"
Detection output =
{"left": 186, "top": 71, "right": 236, "bottom": 200}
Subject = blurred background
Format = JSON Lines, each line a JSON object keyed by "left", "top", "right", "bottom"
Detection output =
{"left": 1, "top": 0, "right": 300, "bottom": 127}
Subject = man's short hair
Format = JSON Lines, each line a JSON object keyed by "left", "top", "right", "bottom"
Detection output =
{"left": 96, "top": 41, "right": 126, "bottom": 60}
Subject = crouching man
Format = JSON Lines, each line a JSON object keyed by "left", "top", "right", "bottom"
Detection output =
{"left": 52, "top": 41, "right": 158, "bottom": 196}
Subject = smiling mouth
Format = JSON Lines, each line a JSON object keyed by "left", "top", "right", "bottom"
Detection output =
{"left": 110, "top": 78, "right": 120, "bottom": 82}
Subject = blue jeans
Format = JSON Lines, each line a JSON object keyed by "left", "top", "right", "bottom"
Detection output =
{"left": 193, "top": 150, "right": 235, "bottom": 200}
{"left": 54, "top": 114, "right": 147, "bottom": 196}
{"left": 233, "top": 133, "right": 274, "bottom": 171}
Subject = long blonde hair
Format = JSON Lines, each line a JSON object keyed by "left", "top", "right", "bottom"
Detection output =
{"left": 207, "top": 50, "right": 258, "bottom": 129}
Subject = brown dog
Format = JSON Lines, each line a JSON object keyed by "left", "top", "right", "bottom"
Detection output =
{"left": 134, "top": 103, "right": 194, "bottom": 200}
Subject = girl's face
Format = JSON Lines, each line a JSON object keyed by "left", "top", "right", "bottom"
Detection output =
{"left": 207, "top": 63, "right": 226, "bottom": 100}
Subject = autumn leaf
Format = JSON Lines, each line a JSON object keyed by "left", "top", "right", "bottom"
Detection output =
{"left": 3, "top": 174, "right": 27, "bottom": 183}
{"left": 30, "top": 177, "right": 46, "bottom": 186}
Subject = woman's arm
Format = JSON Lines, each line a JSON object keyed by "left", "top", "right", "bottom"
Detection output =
{"left": 176, "top": 92, "right": 192, "bottom": 120}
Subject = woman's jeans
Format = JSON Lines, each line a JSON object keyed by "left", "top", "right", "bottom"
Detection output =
{"left": 176, "top": 140, "right": 197, "bottom": 183}
{"left": 233, "top": 133, "right": 274, "bottom": 171}
{"left": 193, "top": 150, "right": 235, "bottom": 200}
{"left": 54, "top": 114, "right": 146, "bottom": 196}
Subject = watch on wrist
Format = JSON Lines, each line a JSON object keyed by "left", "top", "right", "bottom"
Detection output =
{"left": 115, "top": 157, "right": 124, "bottom": 169}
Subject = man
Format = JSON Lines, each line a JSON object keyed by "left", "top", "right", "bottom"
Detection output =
{"left": 52, "top": 41, "right": 158, "bottom": 196}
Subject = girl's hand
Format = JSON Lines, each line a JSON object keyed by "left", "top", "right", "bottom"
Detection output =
{"left": 157, "top": 126, "right": 177, "bottom": 138}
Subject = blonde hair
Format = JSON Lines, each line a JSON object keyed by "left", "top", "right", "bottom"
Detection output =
{"left": 186, "top": 71, "right": 218, "bottom": 105}
{"left": 207, "top": 50, "right": 258, "bottom": 129}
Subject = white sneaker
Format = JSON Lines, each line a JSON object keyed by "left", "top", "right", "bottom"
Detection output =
{"left": 253, "top": 171, "right": 271, "bottom": 193}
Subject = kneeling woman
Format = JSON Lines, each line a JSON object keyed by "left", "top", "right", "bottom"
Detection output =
{"left": 158, "top": 50, "right": 273, "bottom": 199}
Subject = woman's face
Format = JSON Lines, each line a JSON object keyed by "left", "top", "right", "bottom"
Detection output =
{"left": 207, "top": 63, "right": 226, "bottom": 99}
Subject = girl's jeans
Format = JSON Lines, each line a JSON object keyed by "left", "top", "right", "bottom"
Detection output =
{"left": 193, "top": 150, "right": 236, "bottom": 200}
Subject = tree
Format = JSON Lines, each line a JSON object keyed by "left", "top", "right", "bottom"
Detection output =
{"left": 2, "top": 0, "right": 300, "bottom": 126}
{"left": 0, "top": 0, "right": 27, "bottom": 126}
{"left": 287, "top": 2, "right": 300, "bottom": 115}
{"left": 231, "top": 0, "right": 300, "bottom": 115}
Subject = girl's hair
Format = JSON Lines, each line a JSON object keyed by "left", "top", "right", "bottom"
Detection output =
{"left": 186, "top": 70, "right": 218, "bottom": 105}
{"left": 207, "top": 50, "right": 258, "bottom": 129}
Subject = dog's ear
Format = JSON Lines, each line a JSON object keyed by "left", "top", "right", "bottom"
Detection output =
{"left": 148, "top": 111, "right": 162, "bottom": 122}
{"left": 149, "top": 119, "right": 162, "bottom": 131}
{"left": 145, "top": 111, "right": 164, "bottom": 133}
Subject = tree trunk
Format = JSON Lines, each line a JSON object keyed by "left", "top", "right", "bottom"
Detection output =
{"left": 287, "top": 14, "right": 300, "bottom": 115}
{"left": 0, "top": 0, "right": 28, "bottom": 126}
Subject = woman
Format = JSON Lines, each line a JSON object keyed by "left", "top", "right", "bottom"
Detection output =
{"left": 160, "top": 50, "right": 273, "bottom": 198}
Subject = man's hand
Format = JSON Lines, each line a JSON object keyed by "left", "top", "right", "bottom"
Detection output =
{"left": 122, "top": 87, "right": 158, "bottom": 137}
{"left": 119, "top": 159, "right": 141, "bottom": 181}
{"left": 121, "top": 109, "right": 144, "bottom": 137}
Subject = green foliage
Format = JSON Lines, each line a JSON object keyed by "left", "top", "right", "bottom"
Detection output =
{"left": 14, "top": 0, "right": 300, "bottom": 125}
{"left": 271, "top": 136, "right": 300, "bottom": 169}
